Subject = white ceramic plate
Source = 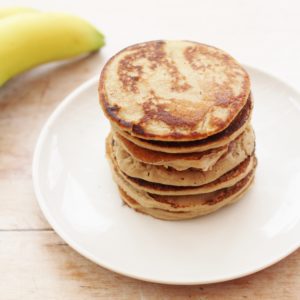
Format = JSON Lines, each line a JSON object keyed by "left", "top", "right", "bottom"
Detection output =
{"left": 33, "top": 66, "right": 300, "bottom": 285}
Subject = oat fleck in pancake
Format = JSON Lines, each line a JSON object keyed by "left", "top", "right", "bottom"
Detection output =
{"left": 99, "top": 40, "right": 250, "bottom": 141}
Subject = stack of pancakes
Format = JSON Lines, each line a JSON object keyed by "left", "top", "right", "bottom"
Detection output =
{"left": 99, "top": 40, "right": 257, "bottom": 220}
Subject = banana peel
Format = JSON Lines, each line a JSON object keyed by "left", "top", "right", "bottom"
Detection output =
{"left": 0, "top": 11, "right": 105, "bottom": 86}
{"left": 0, "top": 7, "right": 38, "bottom": 19}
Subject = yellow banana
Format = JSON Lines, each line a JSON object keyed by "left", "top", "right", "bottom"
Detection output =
{"left": 0, "top": 13, "right": 105, "bottom": 86}
{"left": 0, "top": 7, "right": 38, "bottom": 19}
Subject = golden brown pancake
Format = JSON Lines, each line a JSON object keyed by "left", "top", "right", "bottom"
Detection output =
{"left": 121, "top": 155, "right": 256, "bottom": 195}
{"left": 119, "top": 186, "right": 252, "bottom": 221}
{"left": 110, "top": 126, "right": 255, "bottom": 187}
{"left": 114, "top": 131, "right": 228, "bottom": 171}
{"left": 113, "top": 94, "right": 252, "bottom": 153}
{"left": 99, "top": 40, "right": 250, "bottom": 141}
{"left": 109, "top": 133, "right": 256, "bottom": 196}
{"left": 113, "top": 167, "right": 254, "bottom": 219}
{"left": 119, "top": 188, "right": 204, "bottom": 220}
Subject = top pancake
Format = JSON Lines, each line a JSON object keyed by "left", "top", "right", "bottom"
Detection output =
{"left": 99, "top": 40, "right": 250, "bottom": 141}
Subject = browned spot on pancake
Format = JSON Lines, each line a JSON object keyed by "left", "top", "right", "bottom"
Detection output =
{"left": 132, "top": 124, "right": 145, "bottom": 135}
{"left": 126, "top": 89, "right": 211, "bottom": 137}
{"left": 118, "top": 57, "right": 143, "bottom": 93}
{"left": 184, "top": 44, "right": 249, "bottom": 101}
{"left": 208, "top": 115, "right": 226, "bottom": 129}
{"left": 125, "top": 156, "right": 253, "bottom": 192}
{"left": 106, "top": 104, "right": 120, "bottom": 115}
{"left": 184, "top": 44, "right": 228, "bottom": 71}
{"left": 184, "top": 44, "right": 250, "bottom": 123}
{"left": 117, "top": 41, "right": 191, "bottom": 94}
{"left": 136, "top": 94, "right": 252, "bottom": 147}
{"left": 129, "top": 90, "right": 244, "bottom": 140}
{"left": 105, "top": 110, "right": 132, "bottom": 129}
{"left": 149, "top": 171, "right": 253, "bottom": 208}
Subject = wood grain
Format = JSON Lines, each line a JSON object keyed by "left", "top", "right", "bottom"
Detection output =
{"left": 0, "top": 53, "right": 299, "bottom": 299}
{"left": 0, "top": 232, "right": 299, "bottom": 300}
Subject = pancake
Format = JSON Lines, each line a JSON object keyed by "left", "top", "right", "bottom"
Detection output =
{"left": 113, "top": 94, "right": 252, "bottom": 153}
{"left": 110, "top": 154, "right": 254, "bottom": 215}
{"left": 119, "top": 188, "right": 206, "bottom": 220}
{"left": 119, "top": 182, "right": 252, "bottom": 220}
{"left": 114, "top": 131, "right": 228, "bottom": 171}
{"left": 109, "top": 134, "right": 256, "bottom": 195}
{"left": 99, "top": 40, "right": 250, "bottom": 141}
{"left": 120, "top": 155, "right": 256, "bottom": 195}
{"left": 110, "top": 126, "right": 255, "bottom": 187}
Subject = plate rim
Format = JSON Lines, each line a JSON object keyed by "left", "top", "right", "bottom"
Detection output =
{"left": 32, "top": 67, "right": 300, "bottom": 285}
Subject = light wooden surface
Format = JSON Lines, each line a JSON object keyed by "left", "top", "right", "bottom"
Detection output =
{"left": 0, "top": 54, "right": 299, "bottom": 300}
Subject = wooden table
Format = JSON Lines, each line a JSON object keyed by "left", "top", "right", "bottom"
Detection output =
{"left": 1, "top": 54, "right": 299, "bottom": 300}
